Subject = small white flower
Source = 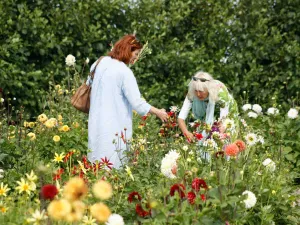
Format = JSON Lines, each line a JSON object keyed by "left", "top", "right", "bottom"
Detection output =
{"left": 252, "top": 104, "right": 262, "bottom": 114}
{"left": 106, "top": 213, "right": 124, "bottom": 225}
{"left": 240, "top": 119, "right": 248, "bottom": 127}
{"left": 203, "top": 139, "right": 217, "bottom": 149}
{"left": 189, "top": 122, "right": 195, "bottom": 127}
{"left": 0, "top": 98, "right": 4, "bottom": 103}
{"left": 161, "top": 150, "right": 180, "bottom": 179}
{"left": 85, "top": 57, "right": 90, "bottom": 64}
{"left": 170, "top": 106, "right": 179, "bottom": 112}
{"left": 65, "top": 54, "right": 76, "bottom": 66}
{"left": 182, "top": 145, "right": 188, "bottom": 151}
{"left": 220, "top": 56, "right": 228, "bottom": 64}
{"left": 0, "top": 169, "right": 4, "bottom": 179}
{"left": 258, "top": 135, "right": 264, "bottom": 144}
{"left": 267, "top": 107, "right": 279, "bottom": 115}
{"left": 26, "top": 209, "right": 48, "bottom": 224}
{"left": 242, "top": 104, "right": 252, "bottom": 111}
{"left": 262, "top": 158, "right": 276, "bottom": 172}
{"left": 242, "top": 190, "right": 257, "bottom": 208}
{"left": 224, "top": 119, "right": 235, "bottom": 130}
{"left": 13, "top": 97, "right": 16, "bottom": 100}
{"left": 287, "top": 108, "right": 298, "bottom": 119}
{"left": 245, "top": 133, "right": 257, "bottom": 146}
{"left": 248, "top": 111, "right": 258, "bottom": 118}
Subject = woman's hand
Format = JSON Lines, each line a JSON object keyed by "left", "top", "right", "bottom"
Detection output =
{"left": 150, "top": 107, "right": 168, "bottom": 122}
{"left": 184, "top": 131, "right": 195, "bottom": 142}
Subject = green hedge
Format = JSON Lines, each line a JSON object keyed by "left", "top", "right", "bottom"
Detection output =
{"left": 0, "top": 0, "right": 299, "bottom": 115}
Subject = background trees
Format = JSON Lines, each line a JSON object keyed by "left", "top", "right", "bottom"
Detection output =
{"left": 0, "top": 0, "right": 299, "bottom": 115}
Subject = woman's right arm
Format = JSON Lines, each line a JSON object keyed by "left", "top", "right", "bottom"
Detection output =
{"left": 178, "top": 97, "right": 194, "bottom": 141}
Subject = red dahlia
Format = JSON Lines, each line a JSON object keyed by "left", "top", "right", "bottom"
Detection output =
{"left": 187, "top": 191, "right": 196, "bottom": 204}
{"left": 234, "top": 140, "right": 246, "bottom": 152}
{"left": 170, "top": 184, "right": 186, "bottom": 199}
{"left": 191, "top": 178, "right": 208, "bottom": 192}
{"left": 41, "top": 184, "right": 58, "bottom": 200}
{"left": 128, "top": 191, "right": 142, "bottom": 203}
{"left": 135, "top": 204, "right": 151, "bottom": 217}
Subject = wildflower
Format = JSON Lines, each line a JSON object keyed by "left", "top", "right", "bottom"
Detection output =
{"left": 0, "top": 201, "right": 8, "bottom": 213}
{"left": 287, "top": 108, "right": 298, "bottom": 119}
{"left": 170, "top": 106, "right": 179, "bottom": 112}
{"left": 234, "top": 140, "right": 246, "bottom": 152}
{"left": 272, "top": 190, "right": 276, "bottom": 195}
{"left": 85, "top": 58, "right": 90, "bottom": 64}
{"left": 72, "top": 122, "right": 80, "bottom": 128}
{"left": 262, "top": 158, "right": 276, "bottom": 172}
{"left": 252, "top": 104, "right": 262, "bottom": 114}
{"left": 242, "top": 104, "right": 251, "bottom": 111}
{"left": 45, "top": 118, "right": 57, "bottom": 128}
{"left": 248, "top": 111, "right": 258, "bottom": 118}
{"left": 65, "top": 200, "right": 85, "bottom": 222}
{"left": 47, "top": 199, "right": 72, "bottom": 220}
{"left": 125, "top": 166, "right": 134, "bottom": 181}
{"left": 63, "top": 177, "right": 88, "bottom": 201}
{"left": 245, "top": 133, "right": 257, "bottom": 146}
{"left": 106, "top": 214, "right": 124, "bottom": 225}
{"left": 127, "top": 192, "right": 142, "bottom": 203}
{"left": 191, "top": 178, "right": 208, "bottom": 191}
{"left": 225, "top": 144, "right": 239, "bottom": 156}
{"left": 170, "top": 184, "right": 185, "bottom": 199}
{"left": 27, "top": 209, "right": 48, "bottom": 224}
{"left": 82, "top": 215, "right": 97, "bottom": 225}
{"left": 100, "top": 157, "right": 113, "bottom": 170}
{"left": 92, "top": 180, "right": 113, "bottom": 200}
{"left": 242, "top": 190, "right": 257, "bottom": 208}
{"left": 77, "top": 160, "right": 87, "bottom": 174}
{"left": 53, "top": 135, "right": 60, "bottom": 142}
{"left": 187, "top": 191, "right": 196, "bottom": 204}
{"left": 203, "top": 139, "right": 217, "bottom": 148}
{"left": 38, "top": 114, "right": 48, "bottom": 123}
{"left": 0, "top": 183, "right": 10, "bottom": 196}
{"left": 26, "top": 170, "right": 38, "bottom": 182}
{"left": 90, "top": 202, "right": 111, "bottom": 222}
{"left": 182, "top": 145, "right": 188, "bottom": 151}
{"left": 135, "top": 204, "right": 151, "bottom": 217}
{"left": 267, "top": 107, "right": 279, "bottom": 115}
{"left": 27, "top": 132, "right": 36, "bottom": 141}
{"left": 65, "top": 54, "right": 76, "bottom": 66}
{"left": 0, "top": 169, "right": 3, "bottom": 179}
{"left": 161, "top": 150, "right": 180, "bottom": 179}
{"left": 194, "top": 132, "right": 203, "bottom": 140}
{"left": 16, "top": 178, "right": 33, "bottom": 195}
{"left": 41, "top": 184, "right": 58, "bottom": 200}
{"left": 61, "top": 125, "right": 70, "bottom": 132}
{"left": 223, "top": 119, "right": 235, "bottom": 130}
{"left": 53, "top": 153, "right": 65, "bottom": 163}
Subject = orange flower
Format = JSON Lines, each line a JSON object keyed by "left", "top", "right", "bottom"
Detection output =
{"left": 234, "top": 140, "right": 246, "bottom": 152}
{"left": 225, "top": 144, "right": 239, "bottom": 156}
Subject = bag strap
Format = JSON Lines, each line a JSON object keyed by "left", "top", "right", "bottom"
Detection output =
{"left": 90, "top": 56, "right": 104, "bottom": 80}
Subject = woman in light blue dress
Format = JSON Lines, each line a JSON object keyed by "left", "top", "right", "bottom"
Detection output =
{"left": 88, "top": 35, "right": 168, "bottom": 169}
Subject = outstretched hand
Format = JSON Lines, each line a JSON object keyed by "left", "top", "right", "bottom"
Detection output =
{"left": 149, "top": 107, "right": 168, "bottom": 122}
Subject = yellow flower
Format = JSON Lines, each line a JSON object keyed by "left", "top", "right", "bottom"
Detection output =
{"left": 61, "top": 125, "right": 70, "bottom": 132}
{"left": 272, "top": 190, "right": 276, "bottom": 195}
{"left": 0, "top": 183, "right": 10, "bottom": 196}
{"left": 55, "top": 85, "right": 61, "bottom": 90}
{"left": 24, "top": 121, "right": 29, "bottom": 127}
{"left": 27, "top": 132, "right": 36, "bottom": 141}
{"left": 47, "top": 199, "right": 72, "bottom": 220}
{"left": 53, "top": 153, "right": 65, "bottom": 163}
{"left": 45, "top": 118, "right": 57, "bottom": 128}
{"left": 63, "top": 177, "right": 88, "bottom": 201}
{"left": 58, "top": 89, "right": 63, "bottom": 95}
{"left": 28, "top": 122, "right": 35, "bottom": 128}
{"left": 65, "top": 201, "right": 85, "bottom": 222}
{"left": 38, "top": 114, "right": 48, "bottom": 123}
{"left": 15, "top": 178, "right": 32, "bottom": 195}
{"left": 0, "top": 202, "right": 8, "bottom": 214}
{"left": 77, "top": 160, "right": 87, "bottom": 174}
{"left": 72, "top": 122, "right": 79, "bottom": 128}
{"left": 26, "top": 170, "right": 38, "bottom": 182}
{"left": 57, "top": 115, "right": 63, "bottom": 121}
{"left": 125, "top": 166, "right": 134, "bottom": 181}
{"left": 92, "top": 180, "right": 113, "bottom": 200}
{"left": 53, "top": 135, "right": 60, "bottom": 142}
{"left": 82, "top": 215, "right": 97, "bottom": 225}
{"left": 90, "top": 203, "right": 111, "bottom": 222}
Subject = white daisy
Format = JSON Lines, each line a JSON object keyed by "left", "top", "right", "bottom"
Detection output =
{"left": 245, "top": 133, "right": 257, "bottom": 146}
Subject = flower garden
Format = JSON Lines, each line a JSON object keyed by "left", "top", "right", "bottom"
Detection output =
{"left": 0, "top": 56, "right": 300, "bottom": 225}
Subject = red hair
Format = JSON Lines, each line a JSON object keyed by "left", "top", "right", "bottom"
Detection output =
{"left": 108, "top": 34, "right": 143, "bottom": 64}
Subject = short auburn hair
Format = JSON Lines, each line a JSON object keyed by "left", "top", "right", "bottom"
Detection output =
{"left": 108, "top": 34, "right": 143, "bottom": 64}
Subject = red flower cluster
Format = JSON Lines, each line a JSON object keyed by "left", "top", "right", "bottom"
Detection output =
{"left": 170, "top": 184, "right": 186, "bottom": 199}
{"left": 225, "top": 144, "right": 239, "bottom": 156}
{"left": 194, "top": 132, "right": 203, "bottom": 140}
{"left": 128, "top": 191, "right": 142, "bottom": 203}
{"left": 187, "top": 191, "right": 206, "bottom": 204}
{"left": 41, "top": 184, "right": 58, "bottom": 200}
{"left": 128, "top": 191, "right": 151, "bottom": 217}
{"left": 53, "top": 168, "right": 64, "bottom": 181}
{"left": 64, "top": 151, "right": 74, "bottom": 163}
{"left": 191, "top": 178, "right": 208, "bottom": 192}
{"left": 100, "top": 157, "right": 113, "bottom": 170}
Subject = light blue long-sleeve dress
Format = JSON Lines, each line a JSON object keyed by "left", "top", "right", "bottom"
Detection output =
{"left": 87, "top": 56, "right": 151, "bottom": 168}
